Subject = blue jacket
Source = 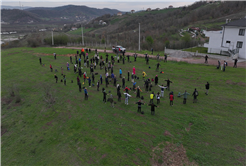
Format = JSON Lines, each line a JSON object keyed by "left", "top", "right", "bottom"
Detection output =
{"left": 111, "top": 73, "right": 114, "bottom": 78}
{"left": 87, "top": 78, "right": 91, "bottom": 83}
{"left": 84, "top": 89, "right": 87, "bottom": 94}
{"left": 119, "top": 69, "right": 122, "bottom": 74}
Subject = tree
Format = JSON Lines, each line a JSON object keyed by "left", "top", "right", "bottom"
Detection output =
{"left": 146, "top": 36, "right": 154, "bottom": 49}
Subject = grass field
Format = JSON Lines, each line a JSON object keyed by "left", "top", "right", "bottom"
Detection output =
{"left": 68, "top": 28, "right": 96, "bottom": 35}
{"left": 1, "top": 47, "right": 246, "bottom": 165}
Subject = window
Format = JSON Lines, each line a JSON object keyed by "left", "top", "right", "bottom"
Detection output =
{"left": 239, "top": 29, "right": 245, "bottom": 36}
{"left": 226, "top": 41, "right": 231, "bottom": 43}
{"left": 237, "top": 41, "right": 243, "bottom": 48}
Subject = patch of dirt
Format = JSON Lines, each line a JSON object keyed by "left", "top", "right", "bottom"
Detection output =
{"left": 1, "top": 98, "right": 12, "bottom": 105}
{"left": 7, "top": 52, "right": 19, "bottom": 56}
{"left": 237, "top": 82, "right": 246, "bottom": 87}
{"left": 164, "top": 130, "right": 173, "bottom": 137}
{"left": 150, "top": 142, "right": 198, "bottom": 166}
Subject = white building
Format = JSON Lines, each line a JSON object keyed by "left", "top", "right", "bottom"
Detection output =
{"left": 117, "top": 12, "right": 122, "bottom": 16}
{"left": 204, "top": 18, "right": 246, "bottom": 59}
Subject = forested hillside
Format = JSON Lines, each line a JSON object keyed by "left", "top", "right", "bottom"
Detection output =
{"left": 80, "top": 1, "right": 246, "bottom": 51}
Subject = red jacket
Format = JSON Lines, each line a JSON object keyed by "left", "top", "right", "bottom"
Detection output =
{"left": 124, "top": 87, "right": 130, "bottom": 91}
{"left": 83, "top": 74, "right": 86, "bottom": 79}
{"left": 169, "top": 94, "right": 174, "bottom": 101}
{"left": 50, "top": 65, "right": 52, "bottom": 69}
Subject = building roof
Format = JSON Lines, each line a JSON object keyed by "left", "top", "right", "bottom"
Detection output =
{"left": 222, "top": 18, "right": 246, "bottom": 27}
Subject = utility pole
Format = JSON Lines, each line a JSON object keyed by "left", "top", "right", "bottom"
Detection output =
{"left": 138, "top": 23, "right": 140, "bottom": 51}
{"left": 81, "top": 25, "right": 84, "bottom": 46}
{"left": 52, "top": 31, "right": 54, "bottom": 46}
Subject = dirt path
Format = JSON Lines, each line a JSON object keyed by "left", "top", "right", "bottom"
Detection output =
{"left": 55, "top": 46, "right": 246, "bottom": 68}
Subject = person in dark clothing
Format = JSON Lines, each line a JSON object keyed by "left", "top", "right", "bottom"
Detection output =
{"left": 135, "top": 86, "right": 142, "bottom": 98}
{"left": 148, "top": 103, "right": 158, "bottom": 115}
{"left": 136, "top": 100, "right": 145, "bottom": 113}
{"left": 127, "top": 71, "right": 130, "bottom": 81}
{"left": 87, "top": 77, "right": 92, "bottom": 87}
{"left": 78, "top": 82, "right": 82, "bottom": 92}
{"left": 149, "top": 82, "right": 153, "bottom": 91}
{"left": 78, "top": 68, "right": 82, "bottom": 77}
{"left": 156, "top": 54, "right": 160, "bottom": 61}
{"left": 233, "top": 59, "right": 238, "bottom": 68}
{"left": 97, "top": 80, "right": 100, "bottom": 91}
{"left": 205, "top": 82, "right": 209, "bottom": 95}
{"left": 123, "top": 56, "right": 125, "bottom": 64}
{"left": 70, "top": 56, "right": 72, "bottom": 64}
{"left": 92, "top": 73, "right": 95, "bottom": 83}
{"left": 151, "top": 48, "right": 153, "bottom": 54}
{"left": 192, "top": 88, "right": 198, "bottom": 103}
{"left": 205, "top": 55, "right": 208, "bottom": 64}
{"left": 134, "top": 53, "right": 137, "bottom": 61}
{"left": 144, "top": 79, "right": 149, "bottom": 91}
{"left": 63, "top": 75, "right": 66, "bottom": 86}
{"left": 77, "top": 76, "right": 80, "bottom": 85}
{"left": 165, "top": 78, "right": 173, "bottom": 91}
{"left": 100, "top": 75, "right": 103, "bottom": 85}
{"left": 54, "top": 52, "right": 56, "bottom": 59}
{"left": 146, "top": 56, "right": 149, "bottom": 64}
{"left": 39, "top": 57, "right": 42, "bottom": 65}
{"left": 111, "top": 66, "right": 114, "bottom": 75}
{"left": 114, "top": 75, "right": 117, "bottom": 87}
{"left": 54, "top": 74, "right": 58, "bottom": 83}
{"left": 117, "top": 90, "right": 121, "bottom": 102}
{"left": 127, "top": 55, "right": 130, "bottom": 62}
{"left": 84, "top": 88, "right": 88, "bottom": 100}
{"left": 122, "top": 77, "right": 125, "bottom": 88}
{"left": 77, "top": 50, "right": 79, "bottom": 55}
{"left": 164, "top": 54, "right": 167, "bottom": 62}
{"left": 105, "top": 77, "right": 109, "bottom": 87}
{"left": 156, "top": 92, "right": 161, "bottom": 104}
{"left": 156, "top": 63, "right": 161, "bottom": 71}
{"left": 155, "top": 75, "right": 158, "bottom": 85}
{"left": 217, "top": 60, "right": 220, "bottom": 69}
{"left": 223, "top": 61, "right": 226, "bottom": 72}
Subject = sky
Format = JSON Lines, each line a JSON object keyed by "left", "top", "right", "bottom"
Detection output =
{"left": 2, "top": 0, "right": 197, "bottom": 11}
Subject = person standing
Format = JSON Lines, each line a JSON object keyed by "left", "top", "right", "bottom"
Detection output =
{"left": 84, "top": 88, "right": 88, "bottom": 100}
{"left": 133, "top": 82, "right": 137, "bottom": 92}
{"left": 134, "top": 53, "right": 137, "bottom": 61}
{"left": 169, "top": 92, "right": 174, "bottom": 106}
{"left": 223, "top": 61, "right": 226, "bottom": 72}
{"left": 127, "top": 55, "right": 130, "bottom": 62}
{"left": 144, "top": 79, "right": 149, "bottom": 91}
{"left": 165, "top": 78, "right": 173, "bottom": 91}
{"left": 155, "top": 75, "right": 158, "bottom": 85}
{"left": 192, "top": 88, "right": 199, "bottom": 103}
{"left": 142, "top": 71, "right": 147, "bottom": 80}
{"left": 92, "top": 73, "right": 95, "bottom": 83}
{"left": 149, "top": 92, "right": 155, "bottom": 104}
{"left": 135, "top": 100, "right": 145, "bottom": 113}
{"left": 63, "top": 75, "right": 66, "bottom": 86}
{"left": 53, "top": 52, "right": 56, "bottom": 59}
{"left": 61, "top": 67, "right": 64, "bottom": 76}
{"left": 156, "top": 53, "right": 160, "bottom": 61}
{"left": 78, "top": 82, "right": 82, "bottom": 92}
{"left": 205, "top": 55, "right": 208, "bottom": 64}
{"left": 135, "top": 86, "right": 142, "bottom": 98}
{"left": 119, "top": 68, "right": 122, "bottom": 78}
{"left": 217, "top": 60, "right": 220, "bottom": 69}
{"left": 151, "top": 48, "right": 153, "bottom": 54}
{"left": 87, "top": 77, "right": 92, "bottom": 87}
{"left": 146, "top": 56, "right": 149, "bottom": 65}
{"left": 54, "top": 74, "right": 58, "bottom": 83}
{"left": 122, "top": 77, "right": 126, "bottom": 88}
{"left": 149, "top": 82, "right": 153, "bottom": 91}
{"left": 50, "top": 64, "right": 53, "bottom": 72}
{"left": 67, "top": 62, "right": 69, "bottom": 70}
{"left": 158, "top": 85, "right": 167, "bottom": 98}
{"left": 156, "top": 92, "right": 161, "bottom": 104}
{"left": 108, "top": 92, "right": 114, "bottom": 108}
{"left": 105, "top": 77, "right": 109, "bottom": 87}
{"left": 131, "top": 73, "right": 134, "bottom": 83}
{"left": 124, "top": 86, "right": 131, "bottom": 93}
{"left": 77, "top": 76, "right": 80, "bottom": 85}
{"left": 39, "top": 57, "right": 42, "bottom": 65}
{"left": 164, "top": 54, "right": 167, "bottom": 62}
{"left": 156, "top": 63, "right": 161, "bottom": 71}
{"left": 205, "top": 82, "right": 210, "bottom": 95}
{"left": 123, "top": 56, "right": 125, "bottom": 64}
{"left": 103, "top": 89, "right": 107, "bottom": 103}
{"left": 114, "top": 75, "right": 117, "bottom": 87}
{"left": 124, "top": 92, "right": 131, "bottom": 105}
{"left": 133, "top": 66, "right": 136, "bottom": 75}
{"left": 180, "top": 90, "right": 190, "bottom": 104}
{"left": 83, "top": 72, "right": 87, "bottom": 83}
{"left": 233, "top": 59, "right": 238, "bottom": 68}
{"left": 148, "top": 103, "right": 158, "bottom": 115}
{"left": 117, "top": 89, "right": 122, "bottom": 102}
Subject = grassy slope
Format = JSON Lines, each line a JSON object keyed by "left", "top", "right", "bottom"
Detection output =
{"left": 68, "top": 28, "right": 96, "bottom": 35}
{"left": 1, "top": 47, "right": 246, "bottom": 165}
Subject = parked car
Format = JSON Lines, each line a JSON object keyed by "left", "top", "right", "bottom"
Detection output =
{"left": 112, "top": 45, "right": 126, "bottom": 53}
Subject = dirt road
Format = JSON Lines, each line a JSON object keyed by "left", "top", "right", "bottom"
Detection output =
{"left": 55, "top": 46, "right": 246, "bottom": 68}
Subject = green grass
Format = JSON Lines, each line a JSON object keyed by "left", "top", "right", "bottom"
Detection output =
{"left": 68, "top": 28, "right": 96, "bottom": 35}
{"left": 1, "top": 47, "right": 246, "bottom": 165}
{"left": 110, "top": 18, "right": 123, "bottom": 24}
{"left": 183, "top": 47, "right": 208, "bottom": 53}
{"left": 132, "top": 8, "right": 179, "bottom": 16}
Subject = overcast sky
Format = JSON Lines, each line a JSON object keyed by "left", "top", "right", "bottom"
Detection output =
{"left": 2, "top": 0, "right": 197, "bottom": 11}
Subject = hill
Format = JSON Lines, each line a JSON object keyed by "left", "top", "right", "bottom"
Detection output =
{"left": 1, "top": 5, "right": 121, "bottom": 24}
{"left": 80, "top": 1, "right": 246, "bottom": 51}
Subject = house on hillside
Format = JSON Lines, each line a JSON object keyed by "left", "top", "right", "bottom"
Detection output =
{"left": 204, "top": 18, "right": 246, "bottom": 59}
{"left": 117, "top": 12, "right": 122, "bottom": 16}
{"left": 131, "top": 10, "right": 135, "bottom": 13}
{"left": 71, "top": 27, "right": 77, "bottom": 31}
{"left": 146, "top": 8, "right": 151, "bottom": 12}
{"left": 169, "top": 5, "right": 173, "bottom": 8}
{"left": 189, "top": 27, "right": 200, "bottom": 32}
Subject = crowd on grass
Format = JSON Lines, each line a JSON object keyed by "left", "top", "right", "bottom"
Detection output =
{"left": 40, "top": 48, "right": 214, "bottom": 115}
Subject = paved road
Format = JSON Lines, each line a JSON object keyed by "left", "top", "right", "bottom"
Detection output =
{"left": 55, "top": 46, "right": 246, "bottom": 68}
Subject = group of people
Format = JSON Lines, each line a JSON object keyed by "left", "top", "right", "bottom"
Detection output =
{"left": 40, "top": 48, "right": 212, "bottom": 115}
